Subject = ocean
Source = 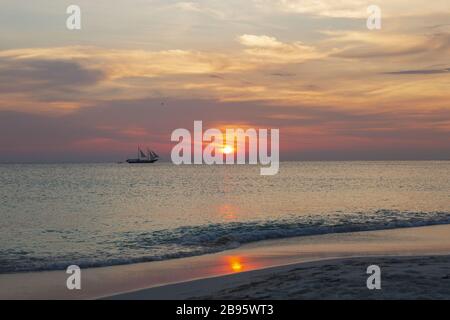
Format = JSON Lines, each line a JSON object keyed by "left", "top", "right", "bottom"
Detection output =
{"left": 0, "top": 161, "right": 449, "bottom": 273}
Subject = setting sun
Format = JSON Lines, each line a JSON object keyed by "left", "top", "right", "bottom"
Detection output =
{"left": 222, "top": 145, "right": 234, "bottom": 154}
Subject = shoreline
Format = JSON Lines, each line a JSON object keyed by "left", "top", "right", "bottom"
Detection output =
{"left": 108, "top": 254, "right": 450, "bottom": 300}
{"left": 2, "top": 224, "right": 450, "bottom": 299}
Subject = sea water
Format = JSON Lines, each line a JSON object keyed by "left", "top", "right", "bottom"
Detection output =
{"left": 0, "top": 161, "right": 449, "bottom": 273}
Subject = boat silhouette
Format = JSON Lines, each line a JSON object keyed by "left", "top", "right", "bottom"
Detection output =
{"left": 127, "top": 147, "right": 159, "bottom": 163}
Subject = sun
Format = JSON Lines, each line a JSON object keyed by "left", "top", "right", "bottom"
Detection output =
{"left": 222, "top": 145, "right": 234, "bottom": 154}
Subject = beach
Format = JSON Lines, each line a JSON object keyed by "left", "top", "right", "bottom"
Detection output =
{"left": 2, "top": 224, "right": 450, "bottom": 300}
{"left": 111, "top": 255, "right": 450, "bottom": 300}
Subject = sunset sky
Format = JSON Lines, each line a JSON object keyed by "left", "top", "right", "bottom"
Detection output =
{"left": 1, "top": 0, "right": 449, "bottom": 162}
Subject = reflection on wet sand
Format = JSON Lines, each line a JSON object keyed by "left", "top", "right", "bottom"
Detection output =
{"left": 227, "top": 256, "right": 243, "bottom": 272}
{"left": 218, "top": 204, "right": 239, "bottom": 220}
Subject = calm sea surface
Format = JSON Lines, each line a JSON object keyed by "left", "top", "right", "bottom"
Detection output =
{"left": 1, "top": 161, "right": 449, "bottom": 273}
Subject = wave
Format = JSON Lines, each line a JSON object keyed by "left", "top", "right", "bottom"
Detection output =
{"left": 126, "top": 209, "right": 450, "bottom": 248}
{"left": 2, "top": 209, "right": 450, "bottom": 273}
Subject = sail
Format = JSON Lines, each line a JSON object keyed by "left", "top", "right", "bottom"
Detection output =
{"left": 128, "top": 146, "right": 159, "bottom": 163}
{"left": 146, "top": 149, "right": 157, "bottom": 160}
{"left": 149, "top": 150, "right": 159, "bottom": 159}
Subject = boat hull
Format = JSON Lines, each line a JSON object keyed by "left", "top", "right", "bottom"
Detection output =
{"left": 126, "top": 159, "right": 158, "bottom": 164}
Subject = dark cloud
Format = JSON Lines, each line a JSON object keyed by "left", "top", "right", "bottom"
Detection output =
{"left": 0, "top": 58, "right": 105, "bottom": 94}
{"left": 208, "top": 74, "right": 225, "bottom": 79}
{"left": 384, "top": 68, "right": 450, "bottom": 75}
{"left": 270, "top": 72, "right": 296, "bottom": 77}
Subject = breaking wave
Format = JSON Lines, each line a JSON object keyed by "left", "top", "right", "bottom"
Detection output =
{"left": 2, "top": 209, "right": 450, "bottom": 273}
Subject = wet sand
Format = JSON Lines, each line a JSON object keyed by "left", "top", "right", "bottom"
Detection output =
{"left": 2, "top": 224, "right": 450, "bottom": 299}
{"left": 110, "top": 255, "right": 450, "bottom": 300}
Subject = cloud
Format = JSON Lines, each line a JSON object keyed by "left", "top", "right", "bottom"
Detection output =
{"left": 0, "top": 42, "right": 327, "bottom": 111}
{"left": 238, "top": 34, "right": 326, "bottom": 62}
{"left": 239, "top": 34, "right": 285, "bottom": 48}
{"left": 270, "top": 72, "right": 296, "bottom": 77}
{"left": 384, "top": 68, "right": 450, "bottom": 75}
{"left": 0, "top": 46, "right": 249, "bottom": 79}
{"left": 1, "top": 98, "right": 449, "bottom": 162}
{"left": 171, "top": 1, "right": 227, "bottom": 19}
{"left": 0, "top": 25, "right": 448, "bottom": 115}
{"left": 0, "top": 58, "right": 105, "bottom": 94}
{"left": 255, "top": 0, "right": 368, "bottom": 18}
{"left": 0, "top": 46, "right": 254, "bottom": 112}
{"left": 254, "top": 0, "right": 450, "bottom": 18}
{"left": 323, "top": 30, "right": 450, "bottom": 59}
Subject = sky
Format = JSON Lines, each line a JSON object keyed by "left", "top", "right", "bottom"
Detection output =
{"left": 0, "top": 0, "right": 449, "bottom": 162}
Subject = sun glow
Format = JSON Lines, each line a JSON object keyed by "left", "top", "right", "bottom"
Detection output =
{"left": 227, "top": 256, "right": 243, "bottom": 272}
{"left": 222, "top": 145, "right": 234, "bottom": 154}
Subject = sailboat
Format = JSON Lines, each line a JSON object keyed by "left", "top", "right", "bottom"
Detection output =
{"left": 126, "top": 147, "right": 159, "bottom": 163}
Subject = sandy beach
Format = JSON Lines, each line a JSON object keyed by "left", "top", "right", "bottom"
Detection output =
{"left": 2, "top": 224, "right": 450, "bottom": 300}
{"left": 110, "top": 255, "right": 450, "bottom": 300}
